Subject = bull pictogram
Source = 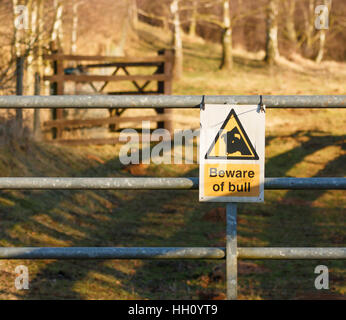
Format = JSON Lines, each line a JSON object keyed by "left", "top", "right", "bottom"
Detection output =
{"left": 205, "top": 109, "right": 259, "bottom": 160}
{"left": 222, "top": 127, "right": 252, "bottom": 156}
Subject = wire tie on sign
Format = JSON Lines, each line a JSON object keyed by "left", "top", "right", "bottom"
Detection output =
{"left": 200, "top": 95, "right": 205, "bottom": 111}
{"left": 259, "top": 95, "right": 266, "bottom": 113}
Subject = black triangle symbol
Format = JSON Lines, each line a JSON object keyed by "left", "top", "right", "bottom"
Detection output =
{"left": 205, "top": 109, "right": 259, "bottom": 160}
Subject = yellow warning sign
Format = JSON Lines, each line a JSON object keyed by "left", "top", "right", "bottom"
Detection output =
{"left": 204, "top": 164, "right": 260, "bottom": 197}
{"left": 205, "top": 109, "right": 259, "bottom": 160}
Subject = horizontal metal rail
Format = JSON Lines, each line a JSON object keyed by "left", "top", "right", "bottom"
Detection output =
{"left": 237, "top": 248, "right": 346, "bottom": 260}
{"left": 0, "top": 177, "right": 344, "bottom": 190}
{"left": 0, "top": 247, "right": 225, "bottom": 260}
{"left": 0, "top": 95, "right": 344, "bottom": 299}
{"left": 0, "top": 247, "right": 345, "bottom": 260}
{"left": 0, "top": 95, "right": 345, "bottom": 109}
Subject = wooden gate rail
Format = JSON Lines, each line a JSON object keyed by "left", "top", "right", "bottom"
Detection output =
{"left": 43, "top": 50, "right": 174, "bottom": 143}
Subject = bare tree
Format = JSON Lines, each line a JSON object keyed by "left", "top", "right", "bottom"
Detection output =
{"left": 265, "top": 0, "right": 279, "bottom": 65}
{"left": 71, "top": 0, "right": 81, "bottom": 54}
{"left": 51, "top": 0, "right": 64, "bottom": 50}
{"left": 192, "top": 0, "right": 234, "bottom": 70}
{"left": 220, "top": 0, "right": 232, "bottom": 70}
{"left": 12, "top": 0, "right": 22, "bottom": 58}
{"left": 170, "top": 0, "right": 183, "bottom": 79}
{"left": 188, "top": 0, "right": 197, "bottom": 37}
{"left": 12, "top": 0, "right": 23, "bottom": 128}
{"left": 36, "top": 0, "right": 44, "bottom": 77}
{"left": 26, "top": 0, "right": 38, "bottom": 95}
{"left": 303, "top": 0, "right": 316, "bottom": 54}
{"left": 285, "top": 0, "right": 297, "bottom": 46}
{"left": 315, "top": 0, "right": 332, "bottom": 63}
{"left": 6, "top": 0, "right": 46, "bottom": 93}
{"left": 136, "top": 0, "right": 183, "bottom": 77}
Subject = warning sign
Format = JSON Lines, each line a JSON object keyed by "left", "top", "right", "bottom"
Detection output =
{"left": 200, "top": 104, "right": 265, "bottom": 202}
{"left": 205, "top": 109, "right": 259, "bottom": 160}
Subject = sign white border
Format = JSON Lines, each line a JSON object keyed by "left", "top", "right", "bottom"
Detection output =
{"left": 199, "top": 104, "right": 265, "bottom": 202}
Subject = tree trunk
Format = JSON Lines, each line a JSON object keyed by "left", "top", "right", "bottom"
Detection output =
{"left": 237, "top": 0, "right": 245, "bottom": 41}
{"left": 315, "top": 30, "right": 326, "bottom": 63}
{"left": 265, "top": 0, "right": 279, "bottom": 65}
{"left": 35, "top": 0, "right": 47, "bottom": 137}
{"left": 304, "top": 0, "right": 315, "bottom": 54}
{"left": 12, "top": 0, "right": 25, "bottom": 131}
{"left": 188, "top": 0, "right": 197, "bottom": 37}
{"left": 71, "top": 0, "right": 79, "bottom": 54}
{"left": 27, "top": 0, "right": 37, "bottom": 95}
{"left": 12, "top": 0, "right": 22, "bottom": 58}
{"left": 315, "top": 0, "right": 332, "bottom": 63}
{"left": 170, "top": 0, "right": 183, "bottom": 79}
{"left": 220, "top": 0, "right": 232, "bottom": 71}
{"left": 285, "top": 0, "right": 297, "bottom": 45}
{"left": 51, "top": 0, "right": 64, "bottom": 50}
{"left": 37, "top": 0, "right": 44, "bottom": 77}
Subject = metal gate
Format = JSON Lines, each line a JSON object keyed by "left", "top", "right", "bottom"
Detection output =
{"left": 0, "top": 95, "right": 345, "bottom": 300}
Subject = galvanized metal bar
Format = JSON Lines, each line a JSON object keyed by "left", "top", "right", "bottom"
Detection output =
{"left": 0, "top": 247, "right": 345, "bottom": 260}
{"left": 226, "top": 203, "right": 237, "bottom": 300}
{"left": 0, "top": 177, "right": 197, "bottom": 190}
{"left": 238, "top": 247, "right": 346, "bottom": 260}
{"left": 0, "top": 95, "right": 345, "bottom": 109}
{"left": 0, "top": 177, "right": 344, "bottom": 190}
{"left": 264, "top": 177, "right": 346, "bottom": 190}
{"left": 0, "top": 247, "right": 225, "bottom": 260}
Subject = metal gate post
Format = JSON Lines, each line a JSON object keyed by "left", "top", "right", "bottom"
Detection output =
{"left": 226, "top": 203, "right": 237, "bottom": 300}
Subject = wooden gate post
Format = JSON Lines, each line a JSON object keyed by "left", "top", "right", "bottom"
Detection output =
{"left": 157, "top": 49, "right": 174, "bottom": 135}
{"left": 33, "top": 73, "right": 42, "bottom": 141}
{"left": 16, "top": 56, "right": 24, "bottom": 131}
{"left": 50, "top": 44, "right": 64, "bottom": 139}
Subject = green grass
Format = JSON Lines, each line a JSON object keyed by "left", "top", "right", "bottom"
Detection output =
{"left": 0, "top": 24, "right": 345, "bottom": 300}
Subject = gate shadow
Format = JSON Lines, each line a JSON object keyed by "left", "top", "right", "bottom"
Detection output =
{"left": 244, "top": 131, "right": 345, "bottom": 299}
{"left": 0, "top": 136, "right": 218, "bottom": 299}
{"left": 1, "top": 129, "right": 344, "bottom": 299}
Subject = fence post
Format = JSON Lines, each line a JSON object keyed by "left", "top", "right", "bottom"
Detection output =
{"left": 33, "top": 73, "right": 42, "bottom": 141}
{"left": 157, "top": 49, "right": 174, "bottom": 135}
{"left": 51, "top": 45, "right": 64, "bottom": 139}
{"left": 226, "top": 203, "right": 237, "bottom": 300}
{"left": 16, "top": 56, "right": 24, "bottom": 130}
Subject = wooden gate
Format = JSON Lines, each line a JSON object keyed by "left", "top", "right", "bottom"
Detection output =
{"left": 43, "top": 49, "right": 174, "bottom": 145}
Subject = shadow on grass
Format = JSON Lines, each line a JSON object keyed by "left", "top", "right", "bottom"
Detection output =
{"left": 244, "top": 132, "right": 345, "bottom": 299}
{"left": 0, "top": 136, "right": 220, "bottom": 299}
{"left": 0, "top": 129, "right": 344, "bottom": 299}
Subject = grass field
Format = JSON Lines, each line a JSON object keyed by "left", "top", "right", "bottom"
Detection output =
{"left": 0, "top": 26, "right": 345, "bottom": 300}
